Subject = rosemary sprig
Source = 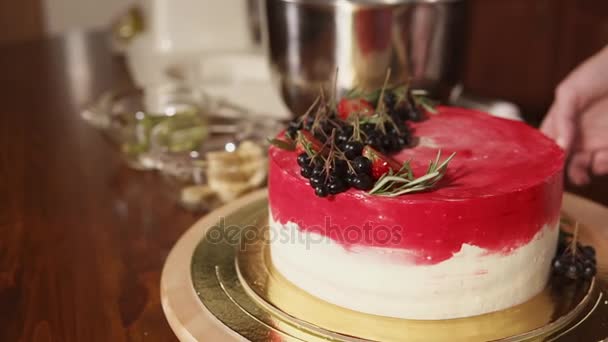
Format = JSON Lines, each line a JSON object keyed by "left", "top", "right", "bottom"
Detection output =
{"left": 297, "top": 131, "right": 320, "bottom": 158}
{"left": 406, "top": 88, "right": 438, "bottom": 115}
{"left": 345, "top": 88, "right": 382, "bottom": 103}
{"left": 267, "top": 137, "right": 295, "bottom": 151}
{"left": 369, "top": 151, "right": 456, "bottom": 197}
{"left": 414, "top": 96, "right": 438, "bottom": 114}
{"left": 343, "top": 72, "right": 437, "bottom": 116}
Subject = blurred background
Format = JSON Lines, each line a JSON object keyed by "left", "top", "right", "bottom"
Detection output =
{"left": 2, "top": 0, "right": 608, "bottom": 209}
{"left": 2, "top": 0, "right": 134, "bottom": 38}
{"left": 3, "top": 0, "right": 608, "bottom": 124}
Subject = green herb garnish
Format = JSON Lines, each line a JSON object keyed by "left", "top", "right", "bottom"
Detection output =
{"left": 369, "top": 151, "right": 456, "bottom": 197}
{"left": 267, "top": 137, "right": 295, "bottom": 151}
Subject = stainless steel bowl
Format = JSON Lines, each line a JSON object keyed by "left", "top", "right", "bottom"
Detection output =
{"left": 262, "top": 0, "right": 467, "bottom": 115}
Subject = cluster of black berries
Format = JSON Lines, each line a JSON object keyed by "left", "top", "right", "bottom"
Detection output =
{"left": 359, "top": 121, "right": 410, "bottom": 154}
{"left": 285, "top": 89, "right": 427, "bottom": 197}
{"left": 297, "top": 152, "right": 374, "bottom": 197}
{"left": 286, "top": 115, "right": 314, "bottom": 140}
{"left": 552, "top": 237, "right": 597, "bottom": 281}
{"left": 383, "top": 91, "right": 425, "bottom": 123}
{"left": 289, "top": 116, "right": 411, "bottom": 155}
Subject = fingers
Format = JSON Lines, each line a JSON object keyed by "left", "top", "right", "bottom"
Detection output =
{"left": 551, "top": 84, "right": 579, "bottom": 152}
{"left": 568, "top": 151, "right": 592, "bottom": 185}
{"left": 591, "top": 150, "right": 608, "bottom": 175}
{"left": 540, "top": 108, "right": 556, "bottom": 138}
{"left": 541, "top": 79, "right": 580, "bottom": 153}
{"left": 565, "top": 46, "right": 608, "bottom": 106}
{"left": 568, "top": 149, "right": 608, "bottom": 187}
{"left": 542, "top": 45, "right": 608, "bottom": 152}
{"left": 578, "top": 96, "right": 608, "bottom": 151}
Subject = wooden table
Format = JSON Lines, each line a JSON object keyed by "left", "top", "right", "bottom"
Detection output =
{"left": 0, "top": 31, "right": 607, "bottom": 342}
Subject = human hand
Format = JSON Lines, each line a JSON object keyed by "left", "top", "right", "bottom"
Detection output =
{"left": 566, "top": 97, "right": 608, "bottom": 184}
{"left": 541, "top": 46, "right": 608, "bottom": 185}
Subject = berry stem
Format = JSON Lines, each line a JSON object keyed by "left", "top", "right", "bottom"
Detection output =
{"left": 350, "top": 114, "right": 364, "bottom": 142}
{"left": 323, "top": 129, "right": 339, "bottom": 183}
{"left": 330, "top": 68, "right": 339, "bottom": 109}
{"left": 310, "top": 107, "right": 328, "bottom": 138}
{"left": 375, "top": 68, "right": 392, "bottom": 114}
{"left": 374, "top": 70, "right": 393, "bottom": 135}
{"left": 300, "top": 95, "right": 321, "bottom": 125}
{"left": 569, "top": 222, "right": 580, "bottom": 261}
{"left": 319, "top": 86, "right": 327, "bottom": 110}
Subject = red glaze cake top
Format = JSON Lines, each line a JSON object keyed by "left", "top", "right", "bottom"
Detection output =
{"left": 269, "top": 107, "right": 565, "bottom": 264}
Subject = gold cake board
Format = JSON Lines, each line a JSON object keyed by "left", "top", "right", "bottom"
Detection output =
{"left": 160, "top": 189, "right": 608, "bottom": 341}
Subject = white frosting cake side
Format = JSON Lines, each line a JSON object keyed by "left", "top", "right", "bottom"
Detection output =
{"left": 268, "top": 213, "right": 559, "bottom": 320}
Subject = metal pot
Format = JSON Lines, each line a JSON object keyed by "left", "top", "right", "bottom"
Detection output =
{"left": 261, "top": 0, "right": 467, "bottom": 115}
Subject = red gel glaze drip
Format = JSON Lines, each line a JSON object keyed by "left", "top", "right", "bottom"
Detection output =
{"left": 268, "top": 107, "right": 565, "bottom": 265}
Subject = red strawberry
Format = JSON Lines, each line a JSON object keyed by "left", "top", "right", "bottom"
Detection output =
{"left": 337, "top": 98, "right": 374, "bottom": 120}
{"left": 363, "top": 146, "right": 401, "bottom": 180}
{"left": 296, "top": 130, "right": 324, "bottom": 155}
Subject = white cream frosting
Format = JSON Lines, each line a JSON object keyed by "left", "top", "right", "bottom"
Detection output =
{"left": 268, "top": 213, "right": 559, "bottom": 320}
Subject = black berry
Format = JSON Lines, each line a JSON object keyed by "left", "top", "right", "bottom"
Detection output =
{"left": 388, "top": 120, "right": 407, "bottom": 134}
{"left": 552, "top": 230, "right": 598, "bottom": 281}
{"left": 327, "top": 178, "right": 348, "bottom": 195}
{"left": 393, "top": 106, "right": 410, "bottom": 121}
{"left": 583, "top": 266, "right": 596, "bottom": 280}
{"left": 297, "top": 153, "right": 311, "bottom": 168}
{"left": 333, "top": 159, "right": 348, "bottom": 176}
{"left": 381, "top": 135, "right": 393, "bottom": 152}
{"left": 315, "top": 185, "right": 328, "bottom": 197}
{"left": 300, "top": 166, "right": 313, "bottom": 179}
{"left": 312, "top": 165, "right": 325, "bottom": 178}
{"left": 552, "top": 258, "right": 564, "bottom": 273}
{"left": 583, "top": 258, "right": 596, "bottom": 267}
{"left": 364, "top": 136, "right": 382, "bottom": 152}
{"left": 310, "top": 174, "right": 324, "bottom": 188}
{"left": 392, "top": 135, "right": 405, "bottom": 151}
{"left": 409, "top": 107, "right": 423, "bottom": 122}
{"left": 581, "top": 246, "right": 596, "bottom": 258}
{"left": 343, "top": 141, "right": 364, "bottom": 159}
{"left": 337, "top": 128, "right": 352, "bottom": 145}
{"left": 384, "top": 92, "right": 397, "bottom": 109}
{"left": 565, "top": 263, "right": 581, "bottom": 280}
{"left": 353, "top": 156, "right": 372, "bottom": 175}
{"left": 351, "top": 174, "right": 374, "bottom": 190}
{"left": 321, "top": 122, "right": 334, "bottom": 135}
{"left": 362, "top": 123, "right": 376, "bottom": 135}
{"left": 396, "top": 135, "right": 410, "bottom": 148}
{"left": 286, "top": 126, "right": 298, "bottom": 139}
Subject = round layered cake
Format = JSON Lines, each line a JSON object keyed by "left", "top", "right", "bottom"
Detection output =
{"left": 268, "top": 106, "right": 564, "bottom": 320}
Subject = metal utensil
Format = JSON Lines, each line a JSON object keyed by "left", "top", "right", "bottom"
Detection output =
{"left": 262, "top": 0, "right": 466, "bottom": 115}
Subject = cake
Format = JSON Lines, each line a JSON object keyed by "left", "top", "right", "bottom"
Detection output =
{"left": 267, "top": 93, "right": 565, "bottom": 320}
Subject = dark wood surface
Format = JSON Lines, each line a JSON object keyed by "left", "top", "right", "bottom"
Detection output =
{"left": 464, "top": 0, "right": 608, "bottom": 124}
{"left": 0, "top": 32, "right": 195, "bottom": 342}
{"left": 0, "top": 0, "right": 44, "bottom": 43}
{"left": 0, "top": 31, "right": 607, "bottom": 342}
